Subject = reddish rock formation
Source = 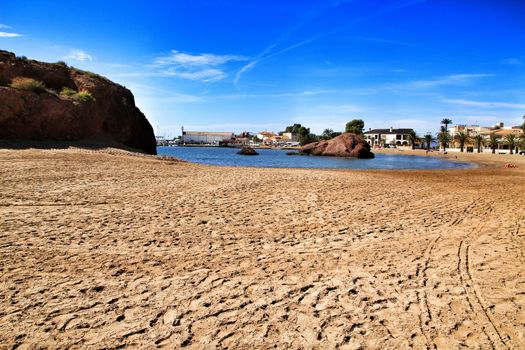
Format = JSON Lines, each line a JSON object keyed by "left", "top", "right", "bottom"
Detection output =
{"left": 0, "top": 50, "right": 156, "bottom": 154}
{"left": 300, "top": 133, "right": 374, "bottom": 159}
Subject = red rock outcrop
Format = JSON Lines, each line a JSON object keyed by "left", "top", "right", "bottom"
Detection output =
{"left": 0, "top": 50, "right": 156, "bottom": 154}
{"left": 300, "top": 133, "right": 374, "bottom": 159}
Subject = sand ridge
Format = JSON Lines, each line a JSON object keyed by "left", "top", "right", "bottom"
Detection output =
{"left": 0, "top": 149, "right": 524, "bottom": 349}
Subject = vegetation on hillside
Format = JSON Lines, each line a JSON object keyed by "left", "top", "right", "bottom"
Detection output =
{"left": 59, "top": 87, "right": 95, "bottom": 102}
{"left": 9, "top": 77, "right": 47, "bottom": 93}
{"left": 60, "top": 87, "right": 77, "bottom": 97}
{"left": 73, "top": 91, "right": 96, "bottom": 102}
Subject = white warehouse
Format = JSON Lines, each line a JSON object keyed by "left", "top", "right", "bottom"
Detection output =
{"left": 181, "top": 131, "right": 234, "bottom": 145}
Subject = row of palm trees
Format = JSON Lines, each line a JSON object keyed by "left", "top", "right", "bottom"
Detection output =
{"left": 448, "top": 131, "right": 521, "bottom": 154}
{"left": 435, "top": 117, "right": 525, "bottom": 154}
{"left": 406, "top": 117, "right": 525, "bottom": 154}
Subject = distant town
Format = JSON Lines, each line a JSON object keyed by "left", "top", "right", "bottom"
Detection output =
{"left": 156, "top": 118, "right": 525, "bottom": 155}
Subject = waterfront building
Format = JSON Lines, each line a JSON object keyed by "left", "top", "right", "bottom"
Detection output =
{"left": 363, "top": 127, "right": 415, "bottom": 146}
{"left": 181, "top": 131, "right": 234, "bottom": 145}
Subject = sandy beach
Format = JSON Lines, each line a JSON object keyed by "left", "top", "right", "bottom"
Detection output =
{"left": 1, "top": 148, "right": 524, "bottom": 349}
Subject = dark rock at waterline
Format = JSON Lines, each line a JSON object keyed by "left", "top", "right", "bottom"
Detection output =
{"left": 237, "top": 147, "right": 259, "bottom": 156}
{"left": 300, "top": 133, "right": 374, "bottom": 159}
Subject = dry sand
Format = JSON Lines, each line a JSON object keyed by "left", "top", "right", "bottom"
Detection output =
{"left": 0, "top": 148, "right": 524, "bottom": 349}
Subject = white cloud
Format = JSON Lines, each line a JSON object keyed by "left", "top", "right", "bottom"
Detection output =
{"left": 152, "top": 50, "right": 247, "bottom": 82}
{"left": 161, "top": 68, "right": 226, "bottom": 82}
{"left": 443, "top": 99, "right": 525, "bottom": 110}
{"left": 0, "top": 31, "right": 22, "bottom": 37}
{"left": 376, "top": 74, "right": 493, "bottom": 94}
{"left": 0, "top": 24, "right": 12, "bottom": 29}
{"left": 154, "top": 50, "right": 247, "bottom": 67}
{"left": 409, "top": 74, "right": 492, "bottom": 88}
{"left": 63, "top": 49, "right": 93, "bottom": 62}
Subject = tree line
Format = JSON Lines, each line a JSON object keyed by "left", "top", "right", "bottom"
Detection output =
{"left": 278, "top": 115, "right": 525, "bottom": 151}
{"left": 283, "top": 120, "right": 366, "bottom": 145}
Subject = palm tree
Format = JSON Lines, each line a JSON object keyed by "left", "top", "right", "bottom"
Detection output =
{"left": 505, "top": 134, "right": 517, "bottom": 155}
{"left": 473, "top": 134, "right": 484, "bottom": 153}
{"left": 438, "top": 131, "right": 451, "bottom": 152}
{"left": 454, "top": 131, "right": 470, "bottom": 152}
{"left": 408, "top": 131, "right": 420, "bottom": 150}
{"left": 441, "top": 118, "right": 453, "bottom": 132}
{"left": 423, "top": 134, "right": 434, "bottom": 151}
{"left": 488, "top": 134, "right": 500, "bottom": 154}
{"left": 518, "top": 134, "right": 525, "bottom": 155}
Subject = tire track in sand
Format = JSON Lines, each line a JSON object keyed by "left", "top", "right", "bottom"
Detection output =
{"left": 413, "top": 200, "right": 477, "bottom": 349}
{"left": 510, "top": 216, "right": 525, "bottom": 264}
{"left": 415, "top": 234, "right": 440, "bottom": 349}
{"left": 457, "top": 205, "right": 508, "bottom": 349}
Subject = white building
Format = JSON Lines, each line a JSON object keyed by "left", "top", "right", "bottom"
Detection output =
{"left": 448, "top": 125, "right": 492, "bottom": 138}
{"left": 181, "top": 131, "right": 234, "bottom": 145}
{"left": 363, "top": 128, "right": 415, "bottom": 146}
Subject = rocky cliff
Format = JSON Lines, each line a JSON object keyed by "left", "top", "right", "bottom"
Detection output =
{"left": 300, "top": 133, "right": 375, "bottom": 159}
{"left": 0, "top": 50, "right": 156, "bottom": 154}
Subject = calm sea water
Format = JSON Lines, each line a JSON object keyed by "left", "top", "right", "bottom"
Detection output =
{"left": 157, "top": 146, "right": 474, "bottom": 170}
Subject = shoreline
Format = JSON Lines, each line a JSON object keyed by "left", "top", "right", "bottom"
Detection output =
{"left": 373, "top": 148, "right": 525, "bottom": 168}
{"left": 162, "top": 145, "right": 525, "bottom": 169}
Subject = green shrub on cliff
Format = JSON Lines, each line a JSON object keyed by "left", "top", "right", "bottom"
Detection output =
{"left": 10, "top": 77, "right": 47, "bottom": 93}
{"left": 59, "top": 87, "right": 95, "bottom": 102}
{"left": 74, "top": 91, "right": 96, "bottom": 102}
{"left": 60, "top": 87, "right": 77, "bottom": 96}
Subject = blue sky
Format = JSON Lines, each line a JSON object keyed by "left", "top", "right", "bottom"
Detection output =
{"left": 1, "top": 0, "right": 524, "bottom": 137}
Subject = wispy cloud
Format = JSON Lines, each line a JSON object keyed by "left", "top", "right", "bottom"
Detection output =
{"left": 0, "top": 24, "right": 22, "bottom": 37}
{"left": 501, "top": 57, "right": 524, "bottom": 66}
{"left": 391, "top": 0, "right": 428, "bottom": 9}
{"left": 234, "top": 0, "right": 358, "bottom": 88}
{"left": 214, "top": 89, "right": 337, "bottom": 99}
{"left": 443, "top": 99, "right": 525, "bottom": 109}
{"left": 409, "top": 74, "right": 492, "bottom": 88}
{"left": 162, "top": 68, "right": 227, "bottom": 82}
{"left": 234, "top": 0, "right": 428, "bottom": 88}
{"left": 64, "top": 49, "right": 93, "bottom": 62}
{"left": 0, "top": 32, "right": 22, "bottom": 37}
{"left": 154, "top": 50, "right": 247, "bottom": 67}
{"left": 234, "top": 36, "right": 318, "bottom": 87}
{"left": 152, "top": 50, "right": 248, "bottom": 82}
